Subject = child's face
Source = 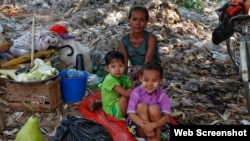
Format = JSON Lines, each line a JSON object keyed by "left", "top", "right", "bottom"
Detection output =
{"left": 129, "top": 10, "right": 147, "bottom": 32}
{"left": 106, "top": 59, "right": 125, "bottom": 78}
{"left": 139, "top": 69, "right": 163, "bottom": 94}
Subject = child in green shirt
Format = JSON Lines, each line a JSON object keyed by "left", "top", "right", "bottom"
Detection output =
{"left": 89, "top": 50, "right": 133, "bottom": 120}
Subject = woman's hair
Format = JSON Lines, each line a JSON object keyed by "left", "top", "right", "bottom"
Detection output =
{"left": 141, "top": 62, "right": 163, "bottom": 78}
{"left": 128, "top": 5, "right": 149, "bottom": 21}
{"left": 105, "top": 50, "right": 125, "bottom": 65}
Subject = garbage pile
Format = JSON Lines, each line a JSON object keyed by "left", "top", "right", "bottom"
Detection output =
{"left": 0, "top": 0, "right": 250, "bottom": 140}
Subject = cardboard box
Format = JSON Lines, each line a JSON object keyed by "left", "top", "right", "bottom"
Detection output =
{"left": 6, "top": 77, "right": 62, "bottom": 112}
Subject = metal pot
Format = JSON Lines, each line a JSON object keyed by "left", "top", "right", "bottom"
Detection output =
{"left": 10, "top": 46, "right": 31, "bottom": 57}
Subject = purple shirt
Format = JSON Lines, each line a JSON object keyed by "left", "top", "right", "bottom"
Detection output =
{"left": 127, "top": 85, "right": 171, "bottom": 114}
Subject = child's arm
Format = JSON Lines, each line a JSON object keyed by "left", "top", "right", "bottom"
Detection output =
{"left": 128, "top": 113, "right": 146, "bottom": 128}
{"left": 113, "top": 85, "right": 133, "bottom": 97}
{"left": 155, "top": 113, "right": 169, "bottom": 126}
{"left": 144, "top": 113, "right": 170, "bottom": 133}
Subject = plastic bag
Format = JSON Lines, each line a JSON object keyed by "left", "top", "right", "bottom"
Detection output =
{"left": 79, "top": 93, "right": 137, "bottom": 141}
{"left": 212, "top": 0, "right": 249, "bottom": 45}
{"left": 54, "top": 115, "right": 113, "bottom": 141}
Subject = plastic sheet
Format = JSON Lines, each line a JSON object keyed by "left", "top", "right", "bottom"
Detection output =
{"left": 79, "top": 92, "right": 137, "bottom": 141}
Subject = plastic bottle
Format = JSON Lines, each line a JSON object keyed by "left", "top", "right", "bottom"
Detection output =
{"left": 67, "top": 69, "right": 84, "bottom": 78}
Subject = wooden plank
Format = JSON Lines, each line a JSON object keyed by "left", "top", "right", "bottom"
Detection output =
{"left": 51, "top": 100, "right": 63, "bottom": 111}
{"left": 48, "top": 76, "right": 61, "bottom": 88}
{"left": 7, "top": 95, "right": 50, "bottom": 103}
{"left": 0, "top": 78, "right": 7, "bottom": 86}
{"left": 7, "top": 83, "right": 50, "bottom": 96}
{"left": 49, "top": 77, "right": 61, "bottom": 106}
{"left": 7, "top": 77, "right": 62, "bottom": 112}
{"left": 9, "top": 103, "right": 51, "bottom": 112}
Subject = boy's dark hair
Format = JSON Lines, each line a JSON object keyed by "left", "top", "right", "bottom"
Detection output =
{"left": 128, "top": 5, "right": 149, "bottom": 21}
{"left": 104, "top": 50, "right": 125, "bottom": 65}
{"left": 141, "top": 62, "right": 163, "bottom": 78}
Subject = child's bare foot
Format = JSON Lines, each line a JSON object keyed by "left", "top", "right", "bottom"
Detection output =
{"left": 146, "top": 131, "right": 155, "bottom": 138}
{"left": 147, "top": 136, "right": 158, "bottom": 141}
{"left": 88, "top": 100, "right": 102, "bottom": 111}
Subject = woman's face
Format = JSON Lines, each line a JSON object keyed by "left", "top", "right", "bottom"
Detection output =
{"left": 129, "top": 10, "right": 148, "bottom": 32}
{"left": 139, "top": 69, "right": 163, "bottom": 94}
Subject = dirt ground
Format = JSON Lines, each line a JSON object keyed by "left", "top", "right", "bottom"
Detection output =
{"left": 1, "top": 0, "right": 250, "bottom": 140}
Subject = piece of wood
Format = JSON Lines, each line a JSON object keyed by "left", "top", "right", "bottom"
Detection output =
{"left": 1, "top": 49, "right": 57, "bottom": 68}
{"left": 6, "top": 76, "right": 62, "bottom": 112}
{"left": 31, "top": 16, "right": 35, "bottom": 67}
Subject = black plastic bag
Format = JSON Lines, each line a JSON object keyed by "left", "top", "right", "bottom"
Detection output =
{"left": 212, "top": 0, "right": 249, "bottom": 45}
{"left": 212, "top": 11, "right": 234, "bottom": 45}
{"left": 54, "top": 115, "right": 113, "bottom": 141}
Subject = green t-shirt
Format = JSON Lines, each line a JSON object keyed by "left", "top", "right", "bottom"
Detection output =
{"left": 99, "top": 73, "right": 132, "bottom": 120}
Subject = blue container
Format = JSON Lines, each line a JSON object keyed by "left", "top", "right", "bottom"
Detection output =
{"left": 59, "top": 70, "right": 89, "bottom": 103}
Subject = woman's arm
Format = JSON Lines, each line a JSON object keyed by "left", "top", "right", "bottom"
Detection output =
{"left": 144, "top": 34, "right": 158, "bottom": 64}
{"left": 118, "top": 40, "right": 129, "bottom": 73}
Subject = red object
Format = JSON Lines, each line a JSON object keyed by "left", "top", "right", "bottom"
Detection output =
{"left": 49, "top": 24, "right": 68, "bottom": 35}
{"left": 227, "top": 0, "right": 249, "bottom": 17}
{"left": 170, "top": 114, "right": 178, "bottom": 125}
{"left": 79, "top": 92, "right": 136, "bottom": 141}
{"left": 79, "top": 92, "right": 178, "bottom": 141}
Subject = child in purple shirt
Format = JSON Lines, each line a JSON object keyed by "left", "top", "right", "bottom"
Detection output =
{"left": 126, "top": 62, "right": 171, "bottom": 141}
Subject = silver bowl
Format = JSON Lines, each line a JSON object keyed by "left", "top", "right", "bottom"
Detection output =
{"left": 10, "top": 46, "right": 31, "bottom": 57}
